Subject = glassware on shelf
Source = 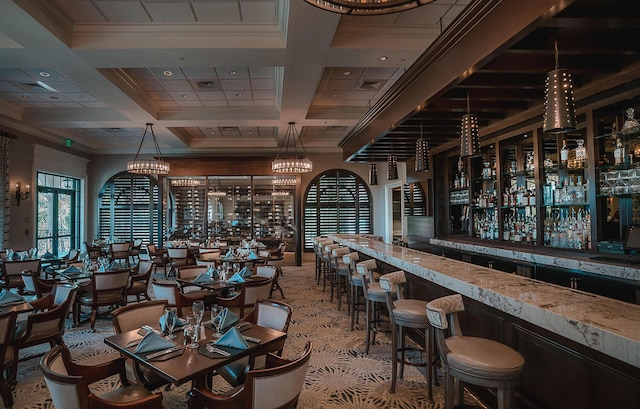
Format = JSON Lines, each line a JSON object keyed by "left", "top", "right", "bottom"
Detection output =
{"left": 482, "top": 161, "right": 492, "bottom": 179}
{"left": 614, "top": 138, "right": 625, "bottom": 165}
{"left": 544, "top": 153, "right": 554, "bottom": 169}
{"left": 560, "top": 140, "right": 569, "bottom": 164}
{"left": 526, "top": 151, "right": 535, "bottom": 173}
{"left": 575, "top": 139, "right": 587, "bottom": 162}
{"left": 622, "top": 107, "right": 640, "bottom": 135}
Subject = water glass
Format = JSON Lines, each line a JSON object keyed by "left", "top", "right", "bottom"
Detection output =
{"left": 183, "top": 314, "right": 199, "bottom": 349}
{"left": 210, "top": 305, "right": 225, "bottom": 339}
{"left": 164, "top": 307, "right": 177, "bottom": 340}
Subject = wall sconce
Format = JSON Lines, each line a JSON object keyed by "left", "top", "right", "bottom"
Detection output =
{"left": 15, "top": 182, "right": 30, "bottom": 206}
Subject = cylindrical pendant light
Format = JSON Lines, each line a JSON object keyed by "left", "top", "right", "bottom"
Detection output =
{"left": 415, "top": 123, "right": 430, "bottom": 172}
{"left": 387, "top": 154, "right": 398, "bottom": 180}
{"left": 460, "top": 94, "right": 480, "bottom": 158}
{"left": 543, "top": 41, "right": 576, "bottom": 133}
{"left": 369, "top": 163, "right": 378, "bottom": 185}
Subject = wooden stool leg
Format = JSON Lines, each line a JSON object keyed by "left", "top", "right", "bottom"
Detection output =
{"left": 390, "top": 321, "right": 398, "bottom": 393}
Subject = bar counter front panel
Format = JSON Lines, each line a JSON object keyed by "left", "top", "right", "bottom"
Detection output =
{"left": 329, "top": 234, "right": 640, "bottom": 409}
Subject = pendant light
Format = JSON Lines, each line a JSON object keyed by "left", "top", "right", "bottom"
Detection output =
{"left": 387, "top": 153, "right": 398, "bottom": 181}
{"left": 272, "top": 122, "right": 313, "bottom": 173}
{"left": 543, "top": 40, "right": 576, "bottom": 133}
{"left": 415, "top": 123, "right": 430, "bottom": 172}
{"left": 368, "top": 151, "right": 378, "bottom": 186}
{"left": 460, "top": 94, "right": 480, "bottom": 158}
{"left": 127, "top": 123, "right": 170, "bottom": 175}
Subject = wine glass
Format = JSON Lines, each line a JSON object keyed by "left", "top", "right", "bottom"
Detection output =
{"left": 5, "top": 249, "right": 13, "bottom": 260}
{"left": 233, "top": 263, "right": 240, "bottom": 274}
{"left": 164, "top": 307, "right": 177, "bottom": 340}
{"left": 192, "top": 300, "right": 205, "bottom": 339}
{"left": 210, "top": 305, "right": 225, "bottom": 339}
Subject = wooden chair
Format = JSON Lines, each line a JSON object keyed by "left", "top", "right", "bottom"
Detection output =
{"left": 129, "top": 239, "right": 143, "bottom": 264}
{"left": 217, "top": 299, "right": 293, "bottom": 387}
{"left": 175, "top": 266, "right": 218, "bottom": 301}
{"left": 255, "top": 265, "right": 284, "bottom": 299}
{"left": 84, "top": 241, "right": 103, "bottom": 260}
{"left": 1, "top": 259, "right": 41, "bottom": 293}
{"left": 0, "top": 311, "right": 17, "bottom": 409}
{"left": 187, "top": 341, "right": 312, "bottom": 409}
{"left": 111, "top": 300, "right": 170, "bottom": 390}
{"left": 142, "top": 244, "right": 169, "bottom": 275}
{"left": 166, "top": 247, "right": 190, "bottom": 277}
{"left": 75, "top": 270, "right": 130, "bottom": 331}
{"left": 151, "top": 278, "right": 201, "bottom": 317}
{"left": 128, "top": 260, "right": 153, "bottom": 302}
{"left": 216, "top": 277, "right": 273, "bottom": 318}
{"left": 41, "top": 345, "right": 163, "bottom": 409}
{"left": 21, "top": 271, "right": 56, "bottom": 300}
{"left": 12, "top": 283, "right": 78, "bottom": 377}
{"left": 109, "top": 242, "right": 131, "bottom": 268}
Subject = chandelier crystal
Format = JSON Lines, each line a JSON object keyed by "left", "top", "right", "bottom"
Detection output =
{"left": 272, "top": 122, "right": 313, "bottom": 173}
{"left": 127, "top": 123, "right": 170, "bottom": 175}
{"left": 171, "top": 178, "right": 200, "bottom": 187}
{"left": 303, "top": 0, "right": 436, "bottom": 15}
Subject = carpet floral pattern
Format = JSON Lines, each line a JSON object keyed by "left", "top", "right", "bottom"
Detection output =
{"left": 9, "top": 263, "right": 447, "bottom": 409}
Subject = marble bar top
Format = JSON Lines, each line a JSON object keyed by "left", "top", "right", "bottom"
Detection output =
{"left": 431, "top": 238, "right": 640, "bottom": 283}
{"left": 329, "top": 234, "right": 640, "bottom": 369}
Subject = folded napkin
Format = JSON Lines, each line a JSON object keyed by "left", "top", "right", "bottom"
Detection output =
{"left": 63, "top": 265, "right": 82, "bottom": 274}
{"left": 0, "top": 290, "right": 24, "bottom": 306}
{"left": 214, "top": 308, "right": 240, "bottom": 330}
{"left": 159, "top": 313, "right": 186, "bottom": 332}
{"left": 193, "top": 273, "right": 214, "bottom": 283}
{"left": 227, "top": 272, "right": 245, "bottom": 283}
{"left": 237, "top": 267, "right": 251, "bottom": 278}
{"left": 214, "top": 327, "right": 249, "bottom": 350}
{"left": 134, "top": 330, "right": 176, "bottom": 354}
{"left": 42, "top": 251, "right": 55, "bottom": 259}
{"left": 222, "top": 252, "right": 234, "bottom": 261}
{"left": 247, "top": 251, "right": 258, "bottom": 260}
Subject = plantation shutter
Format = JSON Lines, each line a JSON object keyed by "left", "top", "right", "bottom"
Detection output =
{"left": 303, "top": 169, "right": 372, "bottom": 250}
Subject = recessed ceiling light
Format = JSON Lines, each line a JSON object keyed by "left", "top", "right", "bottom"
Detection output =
{"left": 163, "top": 70, "right": 173, "bottom": 76}
{"left": 236, "top": 93, "right": 243, "bottom": 97}
{"left": 181, "top": 94, "right": 188, "bottom": 98}
{"left": 343, "top": 71, "right": 351, "bottom": 76}
{"left": 378, "top": 56, "right": 388, "bottom": 61}
{"left": 22, "top": 95, "right": 30, "bottom": 99}
{"left": 229, "top": 70, "right": 237, "bottom": 75}
{"left": 39, "top": 72, "right": 50, "bottom": 77}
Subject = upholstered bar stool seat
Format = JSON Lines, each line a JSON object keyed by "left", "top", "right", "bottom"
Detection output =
{"left": 331, "top": 247, "right": 350, "bottom": 305}
{"left": 380, "top": 271, "right": 434, "bottom": 402}
{"left": 427, "top": 294, "right": 525, "bottom": 409}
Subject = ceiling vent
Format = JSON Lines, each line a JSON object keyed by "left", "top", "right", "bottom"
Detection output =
{"left": 196, "top": 81, "right": 217, "bottom": 89}
{"left": 360, "top": 81, "right": 382, "bottom": 90}
{"left": 19, "top": 81, "right": 59, "bottom": 92}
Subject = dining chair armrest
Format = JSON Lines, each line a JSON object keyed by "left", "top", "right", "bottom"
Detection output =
{"left": 188, "top": 384, "right": 244, "bottom": 409}
{"left": 29, "top": 293, "right": 54, "bottom": 311}
{"left": 58, "top": 344, "right": 130, "bottom": 386}
{"left": 89, "top": 391, "right": 163, "bottom": 409}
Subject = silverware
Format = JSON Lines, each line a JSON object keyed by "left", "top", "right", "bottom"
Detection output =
{"left": 146, "top": 345, "right": 183, "bottom": 360}
{"left": 206, "top": 344, "right": 231, "bottom": 356}
{"left": 242, "top": 335, "right": 261, "bottom": 343}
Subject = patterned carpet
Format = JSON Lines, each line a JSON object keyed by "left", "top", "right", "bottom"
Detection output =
{"left": 10, "top": 262, "right": 450, "bottom": 409}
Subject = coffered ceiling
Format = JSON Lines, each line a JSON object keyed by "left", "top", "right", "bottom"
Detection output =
{"left": 0, "top": 0, "right": 467, "bottom": 157}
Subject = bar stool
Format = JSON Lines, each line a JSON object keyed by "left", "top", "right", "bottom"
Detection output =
{"left": 426, "top": 294, "right": 525, "bottom": 409}
{"left": 330, "top": 247, "right": 350, "bottom": 304}
{"left": 313, "top": 237, "right": 330, "bottom": 284}
{"left": 356, "top": 258, "right": 390, "bottom": 354}
{"left": 343, "top": 252, "right": 361, "bottom": 327}
{"left": 380, "top": 271, "right": 434, "bottom": 401}
{"left": 322, "top": 243, "right": 339, "bottom": 292}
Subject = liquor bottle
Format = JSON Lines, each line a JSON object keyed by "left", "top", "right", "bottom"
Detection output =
{"left": 574, "top": 176, "right": 584, "bottom": 204}
{"left": 614, "top": 139, "right": 624, "bottom": 165}
{"left": 560, "top": 139, "right": 569, "bottom": 163}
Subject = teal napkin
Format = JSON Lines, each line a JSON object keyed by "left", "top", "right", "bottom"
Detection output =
{"left": 159, "top": 313, "right": 186, "bottom": 332}
{"left": 0, "top": 290, "right": 24, "bottom": 306}
{"left": 247, "top": 251, "right": 258, "bottom": 260}
{"left": 214, "top": 308, "right": 240, "bottom": 330}
{"left": 214, "top": 327, "right": 249, "bottom": 350}
{"left": 193, "top": 273, "right": 214, "bottom": 283}
{"left": 134, "top": 331, "right": 176, "bottom": 354}
{"left": 63, "top": 265, "right": 82, "bottom": 274}
{"left": 223, "top": 252, "right": 234, "bottom": 261}
{"left": 238, "top": 267, "right": 252, "bottom": 278}
{"left": 227, "top": 272, "right": 245, "bottom": 283}
{"left": 43, "top": 252, "right": 55, "bottom": 259}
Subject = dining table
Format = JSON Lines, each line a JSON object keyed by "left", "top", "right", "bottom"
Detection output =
{"left": 0, "top": 298, "right": 33, "bottom": 315}
{"left": 176, "top": 274, "right": 270, "bottom": 298}
{"left": 104, "top": 322, "right": 287, "bottom": 387}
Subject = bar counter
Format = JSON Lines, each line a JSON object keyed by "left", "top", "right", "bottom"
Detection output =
{"left": 329, "top": 234, "right": 640, "bottom": 368}
{"left": 330, "top": 234, "right": 640, "bottom": 407}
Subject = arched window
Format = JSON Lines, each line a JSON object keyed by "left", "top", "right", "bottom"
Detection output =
{"left": 303, "top": 169, "right": 372, "bottom": 250}
{"left": 98, "top": 172, "right": 160, "bottom": 243}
